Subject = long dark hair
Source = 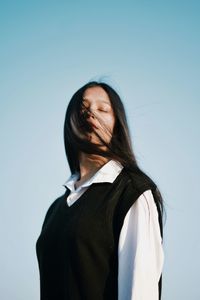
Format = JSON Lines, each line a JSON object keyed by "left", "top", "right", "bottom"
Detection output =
{"left": 64, "top": 80, "right": 165, "bottom": 299}
{"left": 63, "top": 80, "right": 166, "bottom": 226}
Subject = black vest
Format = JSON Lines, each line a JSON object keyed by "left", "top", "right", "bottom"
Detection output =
{"left": 36, "top": 167, "right": 162, "bottom": 300}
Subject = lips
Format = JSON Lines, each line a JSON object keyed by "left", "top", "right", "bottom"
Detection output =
{"left": 91, "top": 124, "right": 98, "bottom": 129}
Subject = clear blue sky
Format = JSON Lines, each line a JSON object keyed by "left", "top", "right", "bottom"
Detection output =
{"left": 1, "top": 1, "right": 199, "bottom": 299}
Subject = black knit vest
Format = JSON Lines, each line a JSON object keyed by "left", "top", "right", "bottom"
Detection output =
{"left": 36, "top": 167, "right": 162, "bottom": 300}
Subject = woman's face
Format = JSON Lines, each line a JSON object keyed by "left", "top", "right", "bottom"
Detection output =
{"left": 81, "top": 86, "right": 115, "bottom": 146}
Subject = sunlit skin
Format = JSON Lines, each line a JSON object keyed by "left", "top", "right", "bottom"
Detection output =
{"left": 82, "top": 86, "right": 115, "bottom": 145}
{"left": 74, "top": 86, "right": 116, "bottom": 189}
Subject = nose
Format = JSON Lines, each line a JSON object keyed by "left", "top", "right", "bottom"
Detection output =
{"left": 83, "top": 109, "right": 99, "bottom": 129}
{"left": 82, "top": 108, "right": 95, "bottom": 120}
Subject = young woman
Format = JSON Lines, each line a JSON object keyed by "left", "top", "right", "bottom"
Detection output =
{"left": 36, "top": 81, "right": 165, "bottom": 300}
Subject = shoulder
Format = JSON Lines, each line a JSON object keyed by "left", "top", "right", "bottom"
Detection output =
{"left": 114, "top": 167, "right": 158, "bottom": 226}
{"left": 124, "top": 167, "right": 156, "bottom": 191}
{"left": 122, "top": 167, "right": 164, "bottom": 238}
{"left": 41, "top": 193, "right": 65, "bottom": 230}
{"left": 121, "top": 166, "right": 157, "bottom": 199}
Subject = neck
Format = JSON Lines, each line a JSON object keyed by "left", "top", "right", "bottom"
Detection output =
{"left": 78, "top": 152, "right": 110, "bottom": 181}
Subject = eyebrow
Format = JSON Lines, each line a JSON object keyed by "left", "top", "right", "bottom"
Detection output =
{"left": 82, "top": 98, "right": 111, "bottom": 105}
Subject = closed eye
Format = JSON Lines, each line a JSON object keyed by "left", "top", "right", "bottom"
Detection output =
{"left": 98, "top": 108, "right": 109, "bottom": 112}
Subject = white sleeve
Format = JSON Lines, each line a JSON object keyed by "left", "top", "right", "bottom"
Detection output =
{"left": 118, "top": 189, "right": 164, "bottom": 300}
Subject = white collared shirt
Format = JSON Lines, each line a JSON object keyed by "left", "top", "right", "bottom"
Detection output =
{"left": 63, "top": 159, "right": 164, "bottom": 300}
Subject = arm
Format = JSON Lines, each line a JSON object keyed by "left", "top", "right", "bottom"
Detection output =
{"left": 118, "top": 189, "right": 164, "bottom": 300}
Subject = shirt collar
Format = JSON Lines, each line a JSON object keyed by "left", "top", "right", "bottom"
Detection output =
{"left": 62, "top": 159, "right": 124, "bottom": 192}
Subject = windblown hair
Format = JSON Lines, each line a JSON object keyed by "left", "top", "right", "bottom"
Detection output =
{"left": 63, "top": 81, "right": 166, "bottom": 221}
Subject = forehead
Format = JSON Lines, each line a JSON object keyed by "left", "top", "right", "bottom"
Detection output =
{"left": 83, "top": 86, "right": 111, "bottom": 104}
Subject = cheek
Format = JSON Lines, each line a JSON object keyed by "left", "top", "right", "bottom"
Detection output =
{"left": 106, "top": 115, "right": 115, "bottom": 131}
{"left": 95, "top": 112, "right": 115, "bottom": 133}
